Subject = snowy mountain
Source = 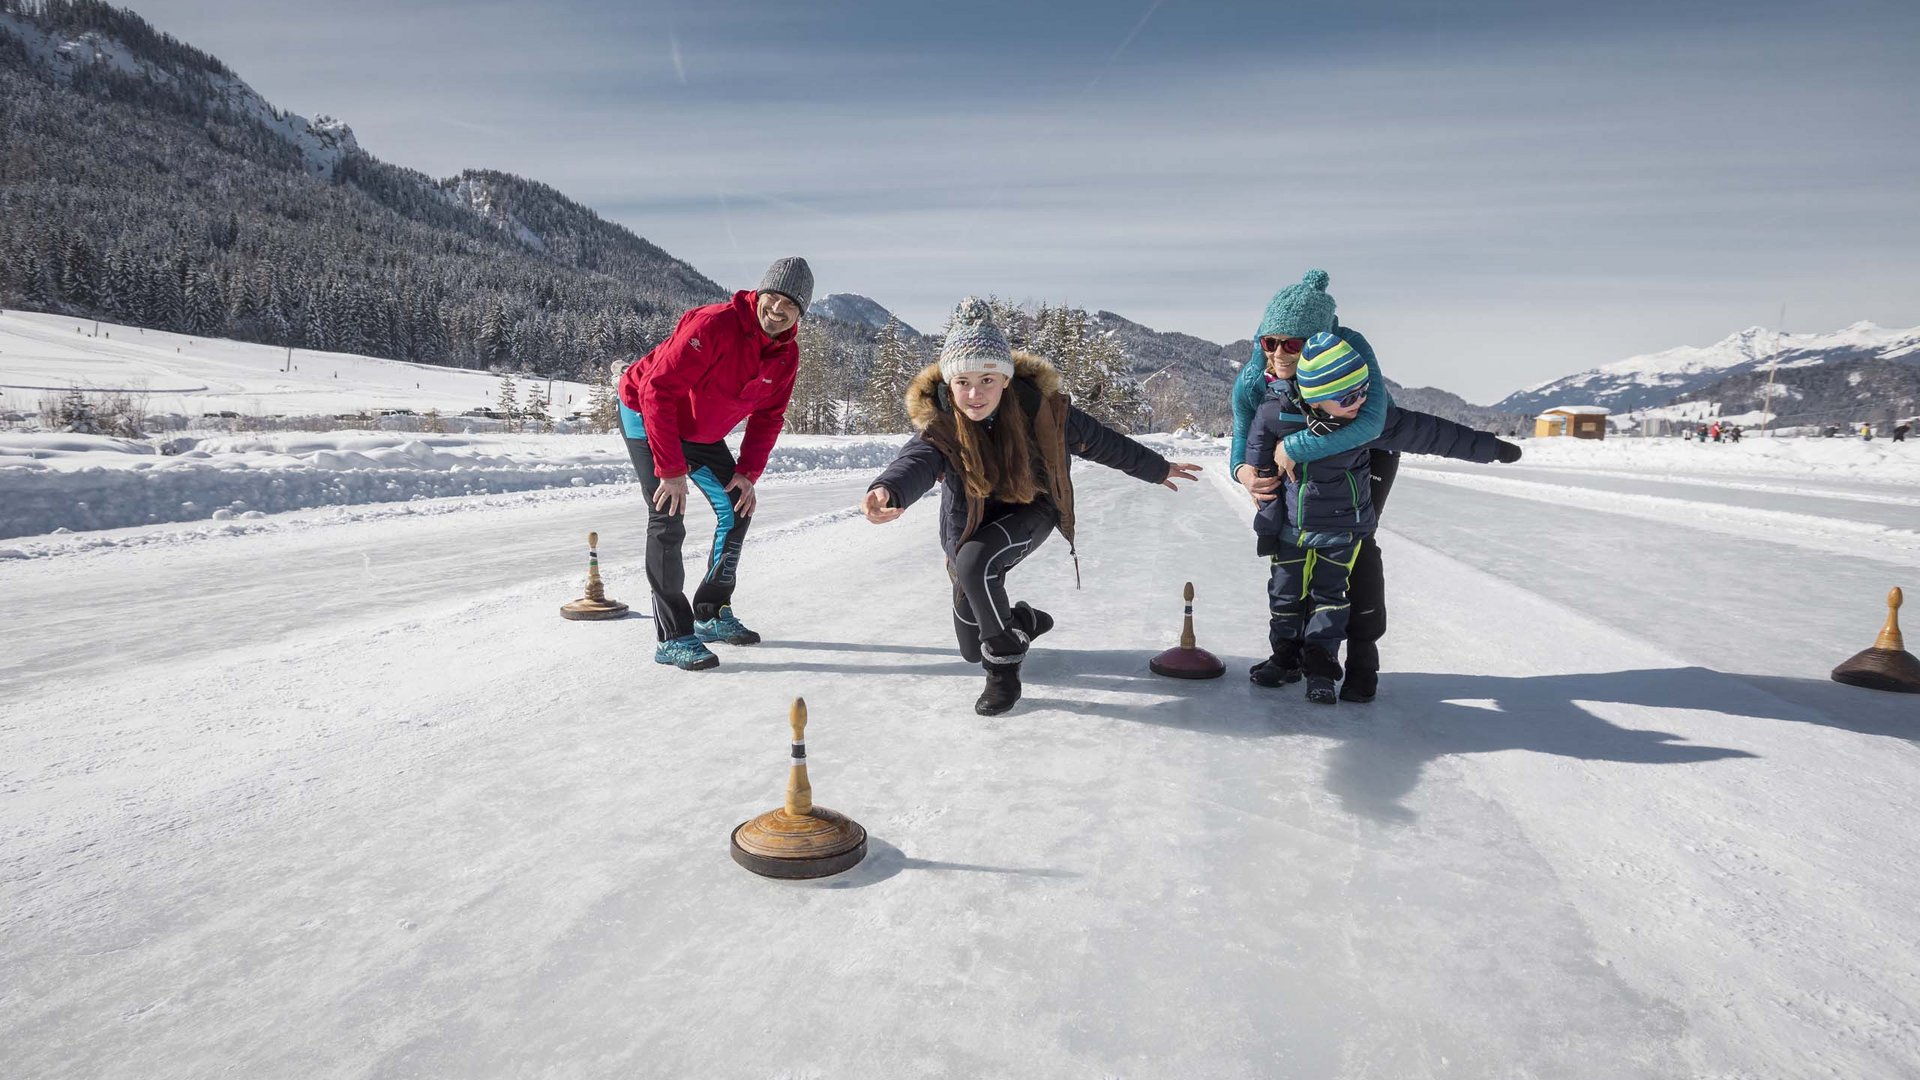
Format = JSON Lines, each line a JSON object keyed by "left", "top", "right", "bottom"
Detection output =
{"left": 0, "top": 2, "right": 724, "bottom": 378}
{"left": 809, "top": 294, "right": 918, "bottom": 337}
{"left": 1496, "top": 322, "right": 1920, "bottom": 415}
{"left": 0, "top": 7, "right": 359, "bottom": 179}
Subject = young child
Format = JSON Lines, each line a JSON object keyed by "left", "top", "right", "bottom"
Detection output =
{"left": 1247, "top": 332, "right": 1522, "bottom": 704}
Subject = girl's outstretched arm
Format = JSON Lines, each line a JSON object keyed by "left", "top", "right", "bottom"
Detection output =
{"left": 865, "top": 435, "right": 943, "bottom": 521}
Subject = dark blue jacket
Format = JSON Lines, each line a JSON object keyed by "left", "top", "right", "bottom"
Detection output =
{"left": 870, "top": 353, "right": 1170, "bottom": 560}
{"left": 1247, "top": 385, "right": 1502, "bottom": 547}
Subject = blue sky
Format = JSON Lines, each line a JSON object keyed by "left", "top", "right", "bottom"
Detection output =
{"left": 127, "top": 0, "right": 1920, "bottom": 403}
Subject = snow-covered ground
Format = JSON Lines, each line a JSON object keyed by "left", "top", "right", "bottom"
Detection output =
{"left": 4, "top": 424, "right": 1919, "bottom": 1078}
{"left": 0, "top": 310, "right": 588, "bottom": 421}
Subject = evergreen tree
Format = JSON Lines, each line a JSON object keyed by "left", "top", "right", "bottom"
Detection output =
{"left": 788, "top": 319, "right": 839, "bottom": 434}
{"left": 495, "top": 369, "right": 519, "bottom": 432}
{"left": 857, "top": 317, "right": 916, "bottom": 433}
{"left": 59, "top": 234, "right": 95, "bottom": 307}
{"left": 479, "top": 301, "right": 510, "bottom": 368}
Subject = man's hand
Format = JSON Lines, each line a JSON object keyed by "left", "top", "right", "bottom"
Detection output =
{"left": 724, "top": 474, "right": 757, "bottom": 516}
{"left": 1495, "top": 440, "right": 1523, "bottom": 464}
{"left": 1161, "top": 462, "right": 1203, "bottom": 490}
{"left": 651, "top": 475, "right": 688, "bottom": 515}
{"left": 1236, "top": 463, "right": 1281, "bottom": 504}
{"left": 862, "top": 487, "right": 904, "bottom": 524}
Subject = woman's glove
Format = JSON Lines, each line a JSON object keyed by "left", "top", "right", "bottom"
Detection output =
{"left": 1495, "top": 440, "right": 1523, "bottom": 463}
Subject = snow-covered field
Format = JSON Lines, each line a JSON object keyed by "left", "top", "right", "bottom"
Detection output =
{"left": 0, "top": 309, "right": 589, "bottom": 420}
{"left": 5, "top": 319, "right": 1920, "bottom": 1076}
{"left": 4, "top": 401, "right": 1919, "bottom": 1076}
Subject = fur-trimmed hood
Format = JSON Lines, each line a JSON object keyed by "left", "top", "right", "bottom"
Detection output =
{"left": 904, "top": 351, "right": 1065, "bottom": 432}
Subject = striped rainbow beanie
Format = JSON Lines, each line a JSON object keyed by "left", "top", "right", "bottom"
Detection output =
{"left": 1296, "top": 332, "right": 1370, "bottom": 404}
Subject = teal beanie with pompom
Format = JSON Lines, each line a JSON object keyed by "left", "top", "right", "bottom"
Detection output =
{"left": 1257, "top": 269, "right": 1338, "bottom": 340}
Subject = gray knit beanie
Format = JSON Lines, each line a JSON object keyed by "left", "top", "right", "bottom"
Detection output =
{"left": 758, "top": 257, "right": 814, "bottom": 315}
{"left": 939, "top": 297, "right": 1015, "bottom": 382}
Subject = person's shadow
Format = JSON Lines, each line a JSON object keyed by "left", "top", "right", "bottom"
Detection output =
{"left": 731, "top": 640, "right": 1914, "bottom": 824}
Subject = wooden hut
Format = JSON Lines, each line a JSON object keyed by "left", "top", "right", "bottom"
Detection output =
{"left": 1534, "top": 405, "right": 1611, "bottom": 440}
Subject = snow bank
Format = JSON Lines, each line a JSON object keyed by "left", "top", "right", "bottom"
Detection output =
{"left": 0, "top": 431, "right": 908, "bottom": 540}
{"left": 1510, "top": 434, "right": 1920, "bottom": 483}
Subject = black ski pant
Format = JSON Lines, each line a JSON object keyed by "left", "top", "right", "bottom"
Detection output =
{"left": 1345, "top": 537, "right": 1385, "bottom": 677}
{"left": 623, "top": 435, "right": 752, "bottom": 642}
{"left": 949, "top": 505, "right": 1054, "bottom": 664}
{"left": 1268, "top": 537, "right": 1364, "bottom": 679}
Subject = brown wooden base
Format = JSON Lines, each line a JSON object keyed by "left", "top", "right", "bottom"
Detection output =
{"left": 730, "top": 806, "right": 868, "bottom": 879}
{"left": 560, "top": 597, "right": 630, "bottom": 620}
{"left": 1150, "top": 646, "right": 1226, "bottom": 680}
{"left": 1832, "top": 646, "right": 1920, "bottom": 694}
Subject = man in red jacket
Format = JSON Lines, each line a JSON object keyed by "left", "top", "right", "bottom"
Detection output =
{"left": 616, "top": 256, "right": 811, "bottom": 670}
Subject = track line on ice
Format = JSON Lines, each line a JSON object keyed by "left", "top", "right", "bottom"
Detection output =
{"left": 1401, "top": 467, "right": 1920, "bottom": 566}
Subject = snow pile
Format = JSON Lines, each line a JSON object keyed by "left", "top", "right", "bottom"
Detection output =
{"left": 0, "top": 430, "right": 907, "bottom": 539}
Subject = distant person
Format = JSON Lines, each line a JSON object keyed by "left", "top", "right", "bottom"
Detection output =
{"left": 1729, "top": 424, "right": 1742, "bottom": 443}
{"left": 616, "top": 256, "right": 813, "bottom": 671}
{"left": 1710, "top": 421, "right": 1722, "bottom": 442}
{"left": 1895, "top": 421, "right": 1910, "bottom": 442}
{"left": 862, "top": 299, "right": 1201, "bottom": 716}
{"left": 1245, "top": 333, "right": 1522, "bottom": 704}
{"left": 1862, "top": 422, "right": 1874, "bottom": 441}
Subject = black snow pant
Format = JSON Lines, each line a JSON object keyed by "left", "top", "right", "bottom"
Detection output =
{"left": 624, "top": 435, "right": 752, "bottom": 642}
{"left": 1345, "top": 534, "right": 1386, "bottom": 677}
{"left": 1347, "top": 449, "right": 1398, "bottom": 678}
{"left": 949, "top": 505, "right": 1054, "bottom": 665}
{"left": 1268, "top": 537, "right": 1364, "bottom": 679}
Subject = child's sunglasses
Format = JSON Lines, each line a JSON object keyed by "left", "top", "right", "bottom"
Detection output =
{"left": 1327, "top": 386, "right": 1369, "bottom": 409}
{"left": 1261, "top": 336, "right": 1307, "bottom": 355}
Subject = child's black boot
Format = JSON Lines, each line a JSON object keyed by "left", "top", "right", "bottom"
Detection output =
{"left": 1302, "top": 644, "right": 1342, "bottom": 706}
{"left": 1250, "top": 640, "right": 1304, "bottom": 688}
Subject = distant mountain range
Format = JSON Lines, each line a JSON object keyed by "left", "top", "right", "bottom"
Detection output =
{"left": 810, "top": 294, "right": 917, "bottom": 337}
{"left": 1495, "top": 322, "right": 1920, "bottom": 416}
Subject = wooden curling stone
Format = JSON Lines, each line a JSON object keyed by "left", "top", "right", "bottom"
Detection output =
{"left": 730, "top": 698, "right": 868, "bottom": 879}
{"left": 1831, "top": 587, "right": 1920, "bottom": 694}
{"left": 561, "top": 530, "right": 629, "bottom": 620}
{"left": 1149, "top": 581, "right": 1226, "bottom": 680}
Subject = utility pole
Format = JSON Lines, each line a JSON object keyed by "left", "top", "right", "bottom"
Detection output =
{"left": 1761, "top": 304, "right": 1785, "bottom": 437}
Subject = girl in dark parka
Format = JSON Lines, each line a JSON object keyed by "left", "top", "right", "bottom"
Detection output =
{"left": 863, "top": 298, "right": 1203, "bottom": 716}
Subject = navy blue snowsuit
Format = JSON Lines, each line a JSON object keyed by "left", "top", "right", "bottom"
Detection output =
{"left": 1247, "top": 386, "right": 1506, "bottom": 676}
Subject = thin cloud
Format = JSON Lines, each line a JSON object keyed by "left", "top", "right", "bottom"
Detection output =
{"left": 1107, "top": 0, "right": 1163, "bottom": 66}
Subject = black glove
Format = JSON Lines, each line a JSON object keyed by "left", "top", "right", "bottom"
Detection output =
{"left": 1495, "top": 440, "right": 1523, "bottom": 463}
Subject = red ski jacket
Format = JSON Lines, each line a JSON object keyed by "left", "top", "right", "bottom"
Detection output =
{"left": 617, "top": 291, "right": 799, "bottom": 480}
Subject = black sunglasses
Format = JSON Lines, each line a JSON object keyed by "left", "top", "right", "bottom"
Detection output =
{"left": 1261, "top": 336, "right": 1306, "bottom": 355}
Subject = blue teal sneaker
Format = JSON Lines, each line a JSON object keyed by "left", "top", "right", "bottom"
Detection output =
{"left": 694, "top": 606, "right": 761, "bottom": 646}
{"left": 655, "top": 634, "right": 720, "bottom": 670}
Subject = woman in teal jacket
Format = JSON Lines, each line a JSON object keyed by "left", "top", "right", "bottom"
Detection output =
{"left": 1229, "top": 269, "right": 1397, "bottom": 701}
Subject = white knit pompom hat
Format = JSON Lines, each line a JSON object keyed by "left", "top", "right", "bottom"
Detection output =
{"left": 939, "top": 297, "right": 1015, "bottom": 383}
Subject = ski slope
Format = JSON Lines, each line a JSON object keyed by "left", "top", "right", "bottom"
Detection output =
{"left": 4, "top": 446, "right": 1919, "bottom": 1078}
